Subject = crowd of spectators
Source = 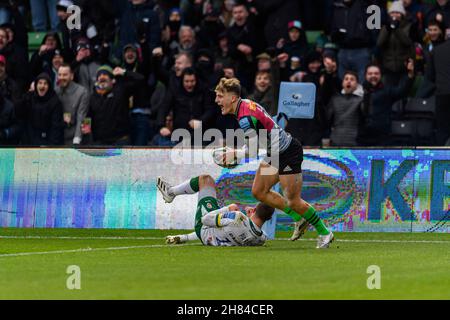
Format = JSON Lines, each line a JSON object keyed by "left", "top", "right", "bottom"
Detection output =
{"left": 0, "top": 0, "right": 449, "bottom": 147}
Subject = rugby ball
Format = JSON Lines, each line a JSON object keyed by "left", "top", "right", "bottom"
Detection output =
{"left": 212, "top": 147, "right": 239, "bottom": 169}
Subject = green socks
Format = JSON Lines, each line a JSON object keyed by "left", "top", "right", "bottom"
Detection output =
{"left": 190, "top": 177, "right": 199, "bottom": 192}
{"left": 283, "top": 207, "right": 302, "bottom": 221}
{"left": 301, "top": 206, "right": 330, "bottom": 236}
{"left": 284, "top": 206, "right": 330, "bottom": 236}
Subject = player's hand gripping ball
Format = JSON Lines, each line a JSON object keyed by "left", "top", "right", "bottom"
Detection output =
{"left": 212, "top": 147, "right": 239, "bottom": 169}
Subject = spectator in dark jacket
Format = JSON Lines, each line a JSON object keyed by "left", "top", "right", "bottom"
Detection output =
{"left": 403, "top": 0, "right": 425, "bottom": 43}
{"left": 359, "top": 60, "right": 415, "bottom": 146}
{"left": 167, "top": 25, "right": 198, "bottom": 68}
{"left": 330, "top": 0, "right": 375, "bottom": 81}
{"left": 118, "top": 0, "right": 161, "bottom": 58}
{"left": 326, "top": 70, "right": 364, "bottom": 146}
{"left": 86, "top": 65, "right": 144, "bottom": 145}
{"left": 0, "top": 54, "right": 21, "bottom": 105}
{"left": 427, "top": 38, "right": 450, "bottom": 145}
{"left": 74, "top": 0, "right": 117, "bottom": 47}
{"left": 319, "top": 52, "right": 342, "bottom": 107}
{"left": 1, "top": 3, "right": 29, "bottom": 56}
{"left": 122, "top": 41, "right": 158, "bottom": 146}
{"left": 153, "top": 50, "right": 193, "bottom": 100}
{"left": 0, "top": 92, "right": 20, "bottom": 145}
{"left": 20, "top": 73, "right": 64, "bottom": 146}
{"left": 416, "top": 19, "right": 445, "bottom": 98}
{"left": 71, "top": 38, "right": 101, "bottom": 94}
{"left": 195, "top": 48, "right": 219, "bottom": 90}
{"left": 277, "top": 20, "right": 309, "bottom": 72}
{"left": 197, "top": 9, "right": 226, "bottom": 50}
{"left": 226, "top": 3, "right": 258, "bottom": 91}
{"left": 30, "top": 32, "right": 63, "bottom": 80}
{"left": 214, "top": 32, "right": 234, "bottom": 73}
{"left": 424, "top": 0, "right": 450, "bottom": 29}
{"left": 376, "top": 1, "right": 415, "bottom": 87}
{"left": 253, "top": 0, "right": 301, "bottom": 48}
{"left": 158, "top": 68, "right": 215, "bottom": 146}
{"left": 285, "top": 51, "right": 327, "bottom": 146}
{"left": 0, "top": 26, "right": 29, "bottom": 92}
{"left": 248, "top": 70, "right": 277, "bottom": 116}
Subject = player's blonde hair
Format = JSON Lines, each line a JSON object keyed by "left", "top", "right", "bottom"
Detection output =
{"left": 215, "top": 77, "right": 241, "bottom": 97}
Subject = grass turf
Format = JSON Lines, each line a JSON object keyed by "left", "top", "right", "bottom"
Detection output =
{"left": 0, "top": 228, "right": 449, "bottom": 299}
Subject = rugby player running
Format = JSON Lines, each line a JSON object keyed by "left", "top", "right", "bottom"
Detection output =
{"left": 214, "top": 78, "right": 334, "bottom": 248}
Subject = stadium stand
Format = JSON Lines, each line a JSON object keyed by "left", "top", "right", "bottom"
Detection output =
{"left": 0, "top": 0, "right": 449, "bottom": 148}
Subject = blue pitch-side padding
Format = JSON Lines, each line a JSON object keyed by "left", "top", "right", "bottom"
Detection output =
{"left": 277, "top": 82, "right": 316, "bottom": 120}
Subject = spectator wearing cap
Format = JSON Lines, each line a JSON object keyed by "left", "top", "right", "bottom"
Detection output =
{"left": 18, "top": 72, "right": 64, "bottom": 146}
{"left": 30, "top": 32, "right": 63, "bottom": 79}
{"left": 376, "top": 1, "right": 415, "bottom": 88}
{"left": 0, "top": 54, "right": 21, "bottom": 106}
{"left": 0, "top": 26, "right": 28, "bottom": 93}
{"left": 30, "top": 0, "right": 59, "bottom": 31}
{"left": 122, "top": 40, "right": 160, "bottom": 146}
{"left": 330, "top": 0, "right": 375, "bottom": 82}
{"left": 86, "top": 65, "right": 144, "bottom": 145}
{"left": 71, "top": 38, "right": 101, "bottom": 94}
{"left": 161, "top": 8, "right": 182, "bottom": 52}
{"left": 55, "top": 63, "right": 89, "bottom": 145}
{"left": 253, "top": 0, "right": 301, "bottom": 47}
{"left": 255, "top": 51, "right": 281, "bottom": 99}
{"left": 277, "top": 20, "right": 309, "bottom": 74}
{"left": 226, "top": 2, "right": 258, "bottom": 90}
{"left": 118, "top": 0, "right": 161, "bottom": 60}
{"left": 31, "top": 47, "right": 64, "bottom": 89}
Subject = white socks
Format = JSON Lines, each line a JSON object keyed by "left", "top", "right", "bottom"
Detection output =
{"left": 169, "top": 179, "right": 196, "bottom": 196}
{"left": 180, "top": 232, "right": 199, "bottom": 242}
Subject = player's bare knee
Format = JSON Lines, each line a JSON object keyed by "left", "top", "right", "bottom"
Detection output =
{"left": 199, "top": 175, "right": 215, "bottom": 189}
{"left": 287, "top": 197, "right": 302, "bottom": 209}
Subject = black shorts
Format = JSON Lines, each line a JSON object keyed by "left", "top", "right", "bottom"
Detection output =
{"left": 264, "top": 138, "right": 304, "bottom": 175}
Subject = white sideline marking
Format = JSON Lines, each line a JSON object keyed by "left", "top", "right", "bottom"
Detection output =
{"left": 0, "top": 236, "right": 163, "bottom": 240}
{"left": 1, "top": 235, "right": 450, "bottom": 244}
{"left": 0, "top": 243, "right": 201, "bottom": 258}
{"left": 275, "top": 238, "right": 450, "bottom": 244}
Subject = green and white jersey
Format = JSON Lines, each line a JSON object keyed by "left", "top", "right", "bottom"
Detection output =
{"left": 200, "top": 210, "right": 267, "bottom": 247}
